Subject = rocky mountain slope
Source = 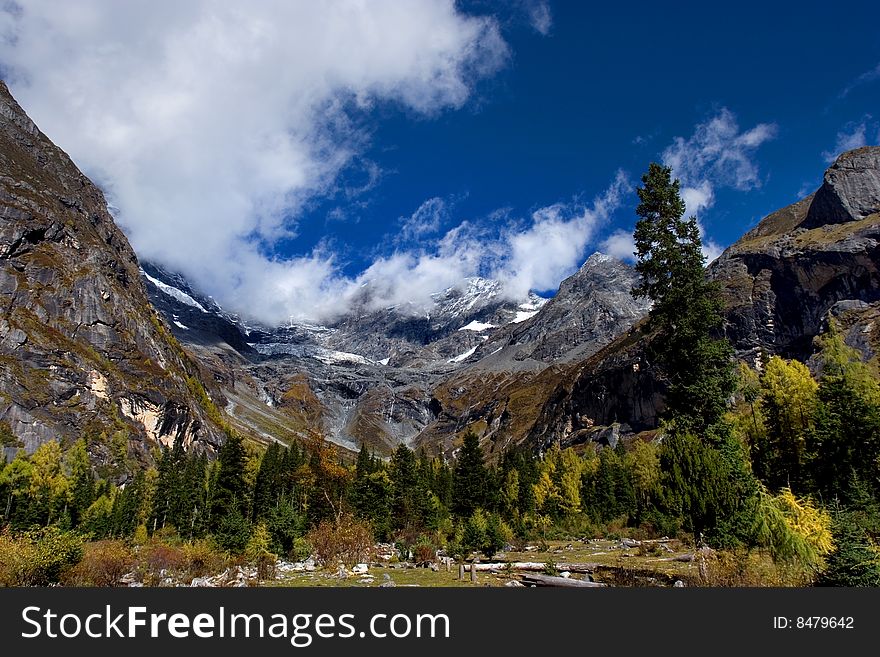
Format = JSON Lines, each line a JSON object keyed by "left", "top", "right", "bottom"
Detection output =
{"left": 516, "top": 147, "right": 880, "bottom": 452}
{"left": 141, "top": 247, "right": 649, "bottom": 457}
{"left": 711, "top": 146, "right": 880, "bottom": 363}
{"left": 0, "top": 81, "right": 226, "bottom": 465}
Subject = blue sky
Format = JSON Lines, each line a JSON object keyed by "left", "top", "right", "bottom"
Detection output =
{"left": 1, "top": 1, "right": 878, "bottom": 322}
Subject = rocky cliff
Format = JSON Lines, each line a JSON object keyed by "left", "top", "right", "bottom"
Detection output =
{"left": 520, "top": 147, "right": 880, "bottom": 450}
{"left": 711, "top": 146, "right": 880, "bottom": 363}
{"left": 0, "top": 81, "right": 226, "bottom": 466}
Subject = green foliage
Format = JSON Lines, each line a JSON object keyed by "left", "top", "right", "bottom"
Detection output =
{"left": 81, "top": 494, "right": 114, "bottom": 539}
{"left": 754, "top": 356, "right": 818, "bottom": 491}
{"left": 534, "top": 443, "right": 587, "bottom": 519}
{"left": 0, "top": 421, "right": 23, "bottom": 449}
{"left": 214, "top": 508, "right": 252, "bottom": 554}
{"left": 460, "top": 509, "right": 487, "bottom": 556}
{"left": 658, "top": 432, "right": 741, "bottom": 540}
{"left": 632, "top": 162, "right": 735, "bottom": 434}
{"left": 65, "top": 439, "right": 96, "bottom": 526}
{"left": 351, "top": 468, "right": 393, "bottom": 541}
{"left": 265, "top": 501, "right": 305, "bottom": 557}
{"left": 452, "top": 432, "right": 489, "bottom": 516}
{"left": 209, "top": 433, "right": 247, "bottom": 528}
{"left": 581, "top": 446, "right": 636, "bottom": 524}
{"left": 245, "top": 522, "right": 277, "bottom": 579}
{"left": 811, "top": 328, "right": 880, "bottom": 501}
{"left": 819, "top": 488, "right": 880, "bottom": 587}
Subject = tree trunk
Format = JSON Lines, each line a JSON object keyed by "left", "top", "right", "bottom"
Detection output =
{"left": 520, "top": 574, "right": 607, "bottom": 587}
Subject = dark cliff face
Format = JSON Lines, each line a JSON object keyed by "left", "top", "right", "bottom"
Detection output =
{"left": 709, "top": 146, "right": 880, "bottom": 363}
{"left": 0, "top": 81, "right": 225, "bottom": 463}
{"left": 521, "top": 147, "right": 880, "bottom": 448}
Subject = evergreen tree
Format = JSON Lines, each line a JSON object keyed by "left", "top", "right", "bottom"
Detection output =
{"left": 811, "top": 327, "right": 880, "bottom": 500}
{"left": 209, "top": 433, "right": 248, "bottom": 530}
{"left": 253, "top": 442, "right": 284, "bottom": 520}
{"left": 452, "top": 432, "right": 488, "bottom": 516}
{"left": 351, "top": 468, "right": 393, "bottom": 541}
{"left": 632, "top": 162, "right": 735, "bottom": 435}
{"left": 390, "top": 445, "right": 421, "bottom": 533}
{"left": 819, "top": 479, "right": 880, "bottom": 586}
{"left": 65, "top": 439, "right": 95, "bottom": 527}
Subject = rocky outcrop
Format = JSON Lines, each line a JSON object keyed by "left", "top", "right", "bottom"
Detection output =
{"left": 0, "top": 81, "right": 225, "bottom": 464}
{"left": 517, "top": 147, "right": 880, "bottom": 449}
{"left": 475, "top": 253, "right": 651, "bottom": 366}
{"left": 804, "top": 147, "right": 880, "bottom": 228}
{"left": 710, "top": 147, "right": 880, "bottom": 362}
{"left": 143, "top": 250, "right": 648, "bottom": 457}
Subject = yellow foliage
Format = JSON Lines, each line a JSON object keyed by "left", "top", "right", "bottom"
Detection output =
{"left": 754, "top": 487, "right": 834, "bottom": 579}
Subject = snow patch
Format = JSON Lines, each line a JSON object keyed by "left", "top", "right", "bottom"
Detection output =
{"left": 447, "top": 345, "right": 477, "bottom": 363}
{"left": 250, "top": 343, "right": 374, "bottom": 365}
{"left": 458, "top": 320, "right": 496, "bottom": 332}
{"left": 141, "top": 270, "right": 206, "bottom": 311}
{"left": 510, "top": 310, "right": 538, "bottom": 324}
{"left": 172, "top": 320, "right": 189, "bottom": 330}
{"left": 378, "top": 357, "right": 390, "bottom": 366}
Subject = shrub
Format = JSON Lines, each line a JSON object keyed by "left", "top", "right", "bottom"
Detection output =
{"left": 182, "top": 539, "right": 227, "bottom": 580}
{"left": 64, "top": 540, "right": 132, "bottom": 586}
{"left": 289, "top": 537, "right": 312, "bottom": 562}
{"left": 0, "top": 526, "right": 84, "bottom": 586}
{"left": 306, "top": 513, "right": 373, "bottom": 568}
{"left": 136, "top": 542, "right": 187, "bottom": 585}
{"left": 412, "top": 536, "right": 436, "bottom": 563}
{"left": 245, "top": 523, "right": 277, "bottom": 579}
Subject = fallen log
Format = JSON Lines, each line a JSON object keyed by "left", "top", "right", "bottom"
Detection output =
{"left": 465, "top": 562, "right": 600, "bottom": 573}
{"left": 520, "top": 574, "right": 607, "bottom": 588}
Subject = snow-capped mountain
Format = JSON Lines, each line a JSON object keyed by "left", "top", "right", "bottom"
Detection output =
{"left": 139, "top": 253, "right": 646, "bottom": 456}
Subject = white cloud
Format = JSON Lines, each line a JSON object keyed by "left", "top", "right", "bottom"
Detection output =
{"left": 348, "top": 171, "right": 631, "bottom": 313}
{"left": 400, "top": 197, "right": 447, "bottom": 240}
{"left": 822, "top": 116, "right": 875, "bottom": 163}
{"left": 600, "top": 229, "right": 636, "bottom": 262}
{"left": 660, "top": 108, "right": 776, "bottom": 261}
{"left": 524, "top": 1, "right": 553, "bottom": 36}
{"left": 840, "top": 61, "right": 880, "bottom": 99}
{"left": 491, "top": 170, "right": 630, "bottom": 297}
{"left": 662, "top": 108, "right": 777, "bottom": 196}
{"left": 680, "top": 180, "right": 715, "bottom": 217}
{"left": 0, "top": 0, "right": 508, "bottom": 325}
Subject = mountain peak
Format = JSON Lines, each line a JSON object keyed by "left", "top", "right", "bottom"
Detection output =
{"left": 805, "top": 145, "right": 880, "bottom": 228}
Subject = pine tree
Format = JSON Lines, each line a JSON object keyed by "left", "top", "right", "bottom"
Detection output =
{"left": 811, "top": 326, "right": 880, "bottom": 500}
{"left": 64, "top": 439, "right": 95, "bottom": 527}
{"left": 209, "top": 432, "right": 248, "bottom": 530}
{"left": 452, "top": 432, "right": 488, "bottom": 516}
{"left": 253, "top": 442, "right": 283, "bottom": 520}
{"left": 390, "top": 445, "right": 420, "bottom": 532}
{"left": 632, "top": 162, "right": 735, "bottom": 435}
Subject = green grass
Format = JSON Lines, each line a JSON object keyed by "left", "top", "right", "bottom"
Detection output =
{"left": 269, "top": 539, "right": 701, "bottom": 588}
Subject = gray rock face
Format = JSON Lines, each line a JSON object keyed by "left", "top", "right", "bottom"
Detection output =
{"left": 0, "top": 81, "right": 225, "bottom": 464}
{"left": 805, "top": 147, "right": 880, "bottom": 228}
{"left": 478, "top": 253, "right": 651, "bottom": 366}
{"left": 142, "top": 251, "right": 646, "bottom": 456}
{"left": 521, "top": 147, "right": 880, "bottom": 449}
{"left": 709, "top": 147, "right": 880, "bottom": 362}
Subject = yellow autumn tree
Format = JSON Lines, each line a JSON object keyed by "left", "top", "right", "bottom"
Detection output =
{"left": 753, "top": 486, "right": 834, "bottom": 582}
{"left": 756, "top": 357, "right": 818, "bottom": 490}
